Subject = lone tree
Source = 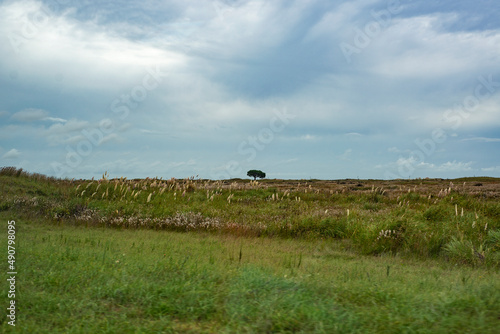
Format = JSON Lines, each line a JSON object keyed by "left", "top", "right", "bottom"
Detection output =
{"left": 247, "top": 170, "right": 266, "bottom": 180}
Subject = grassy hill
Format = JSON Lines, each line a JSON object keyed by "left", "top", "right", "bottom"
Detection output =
{"left": 1, "top": 167, "right": 499, "bottom": 332}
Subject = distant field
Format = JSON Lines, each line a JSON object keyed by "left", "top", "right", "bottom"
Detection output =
{"left": 1, "top": 167, "right": 499, "bottom": 332}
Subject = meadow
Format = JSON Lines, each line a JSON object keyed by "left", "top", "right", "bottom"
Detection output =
{"left": 0, "top": 167, "right": 499, "bottom": 333}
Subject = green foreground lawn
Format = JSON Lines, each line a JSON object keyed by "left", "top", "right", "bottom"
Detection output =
{"left": 1, "top": 213, "right": 499, "bottom": 333}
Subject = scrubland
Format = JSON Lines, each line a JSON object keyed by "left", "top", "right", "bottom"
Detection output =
{"left": 1, "top": 167, "right": 499, "bottom": 333}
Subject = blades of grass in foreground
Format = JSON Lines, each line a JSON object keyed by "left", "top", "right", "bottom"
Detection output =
{"left": 1, "top": 215, "right": 499, "bottom": 333}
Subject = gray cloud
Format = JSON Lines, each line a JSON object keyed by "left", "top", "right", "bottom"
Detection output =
{"left": 0, "top": 0, "right": 499, "bottom": 179}
{"left": 11, "top": 108, "right": 48, "bottom": 122}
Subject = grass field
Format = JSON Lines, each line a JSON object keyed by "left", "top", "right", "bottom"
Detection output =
{"left": 1, "top": 167, "right": 499, "bottom": 333}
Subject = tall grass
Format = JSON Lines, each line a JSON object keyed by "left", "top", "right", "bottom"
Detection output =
{"left": 1, "top": 169, "right": 499, "bottom": 265}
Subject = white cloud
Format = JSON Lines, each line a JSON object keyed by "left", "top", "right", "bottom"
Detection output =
{"left": 461, "top": 137, "right": 500, "bottom": 143}
{"left": 100, "top": 134, "right": 122, "bottom": 145}
{"left": 481, "top": 166, "right": 500, "bottom": 173}
{"left": 196, "top": 1, "right": 299, "bottom": 58}
{"left": 43, "top": 119, "right": 91, "bottom": 145}
{"left": 300, "top": 134, "right": 316, "bottom": 141}
{"left": 370, "top": 14, "right": 500, "bottom": 78}
{"left": 304, "top": 0, "right": 375, "bottom": 42}
{"left": 390, "top": 157, "right": 474, "bottom": 173}
{"left": 455, "top": 98, "right": 500, "bottom": 130}
{"left": 168, "top": 159, "right": 197, "bottom": 169}
{"left": 435, "top": 161, "right": 474, "bottom": 172}
{"left": 339, "top": 148, "right": 353, "bottom": 161}
{"left": 11, "top": 108, "right": 48, "bottom": 122}
{"left": 395, "top": 157, "right": 435, "bottom": 170}
{"left": 63, "top": 135, "right": 86, "bottom": 145}
{"left": 0, "top": 0, "right": 186, "bottom": 92}
{"left": 284, "top": 158, "right": 299, "bottom": 164}
{"left": 45, "top": 119, "right": 89, "bottom": 135}
{"left": 43, "top": 117, "right": 67, "bottom": 123}
{"left": 53, "top": 131, "right": 123, "bottom": 147}
{"left": 2, "top": 149, "right": 21, "bottom": 159}
{"left": 388, "top": 147, "right": 403, "bottom": 153}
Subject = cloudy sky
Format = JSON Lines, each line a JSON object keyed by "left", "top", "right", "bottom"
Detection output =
{"left": 1, "top": 0, "right": 499, "bottom": 180}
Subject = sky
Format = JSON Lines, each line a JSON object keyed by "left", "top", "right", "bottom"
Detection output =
{"left": 0, "top": 0, "right": 499, "bottom": 180}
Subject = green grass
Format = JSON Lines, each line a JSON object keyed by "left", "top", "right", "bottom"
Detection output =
{"left": 1, "top": 214, "right": 500, "bottom": 333}
{"left": 1, "top": 168, "right": 500, "bottom": 332}
{"left": 2, "top": 170, "right": 499, "bottom": 264}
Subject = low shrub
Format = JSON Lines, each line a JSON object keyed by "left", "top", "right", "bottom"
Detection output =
{"left": 423, "top": 205, "right": 449, "bottom": 221}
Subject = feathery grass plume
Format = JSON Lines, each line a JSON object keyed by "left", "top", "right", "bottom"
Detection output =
{"left": 147, "top": 193, "right": 152, "bottom": 203}
{"left": 134, "top": 190, "right": 141, "bottom": 199}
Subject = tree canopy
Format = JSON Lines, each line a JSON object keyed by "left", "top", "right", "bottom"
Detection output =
{"left": 247, "top": 170, "right": 266, "bottom": 180}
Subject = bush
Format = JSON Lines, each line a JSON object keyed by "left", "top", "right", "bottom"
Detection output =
{"left": 423, "top": 205, "right": 449, "bottom": 221}
{"left": 0, "top": 167, "right": 26, "bottom": 177}
{"left": 400, "top": 192, "right": 422, "bottom": 202}
{"left": 443, "top": 237, "right": 478, "bottom": 265}
{"left": 278, "top": 218, "right": 348, "bottom": 239}
{"left": 483, "top": 203, "right": 500, "bottom": 218}
{"left": 485, "top": 230, "right": 500, "bottom": 252}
